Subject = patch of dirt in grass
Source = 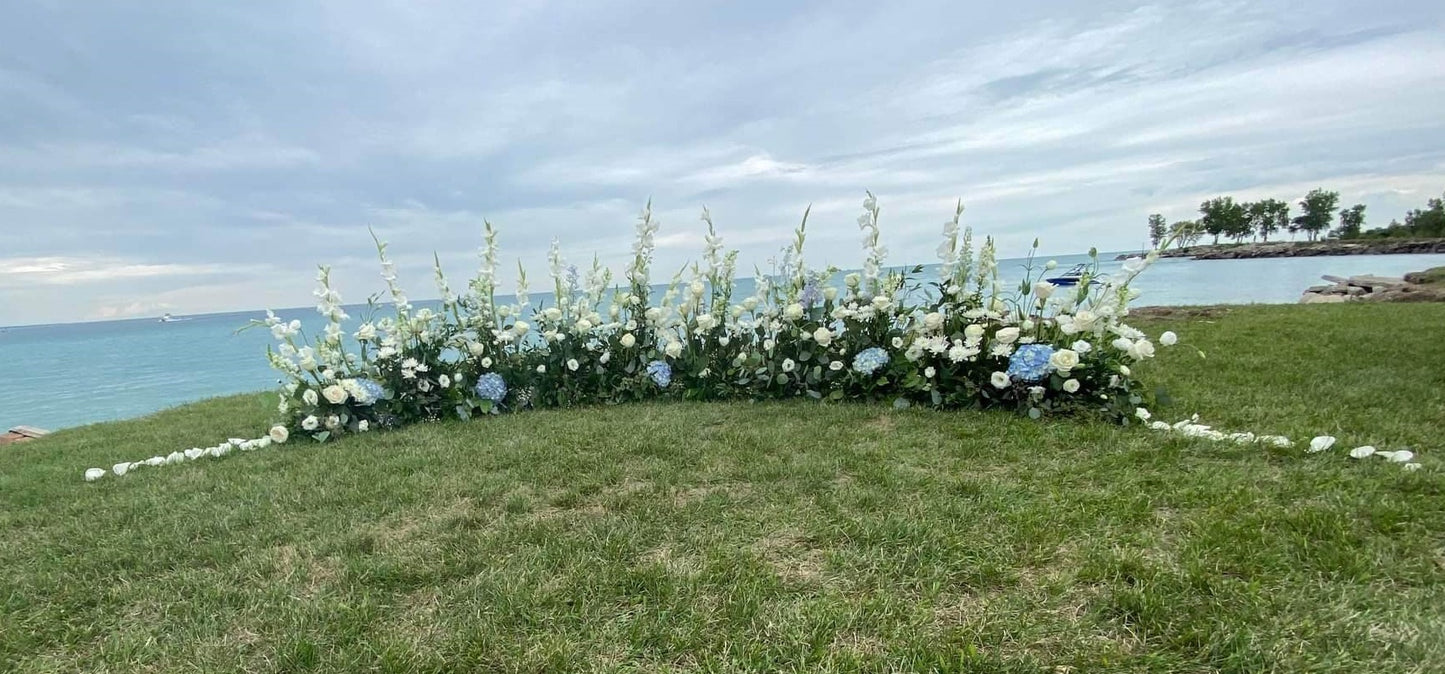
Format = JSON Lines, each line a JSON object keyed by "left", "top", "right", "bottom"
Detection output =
{"left": 673, "top": 482, "right": 752, "bottom": 506}
{"left": 639, "top": 544, "right": 703, "bottom": 577}
{"left": 273, "top": 544, "right": 340, "bottom": 597}
{"left": 830, "top": 631, "right": 887, "bottom": 657}
{"left": 753, "top": 528, "right": 827, "bottom": 584}
{"left": 868, "top": 415, "right": 895, "bottom": 431}
{"left": 1131, "top": 305, "right": 1229, "bottom": 319}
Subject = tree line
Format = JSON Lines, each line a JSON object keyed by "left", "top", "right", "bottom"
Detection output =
{"left": 1147, "top": 188, "right": 1445, "bottom": 248}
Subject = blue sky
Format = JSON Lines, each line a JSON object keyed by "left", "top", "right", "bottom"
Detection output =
{"left": 1, "top": 0, "right": 1442, "bottom": 325}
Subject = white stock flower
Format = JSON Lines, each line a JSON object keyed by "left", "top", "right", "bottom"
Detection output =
{"left": 990, "top": 372, "right": 1010, "bottom": 389}
{"left": 302, "top": 389, "right": 319, "bottom": 406}
{"left": 1063, "top": 378, "right": 1080, "bottom": 393}
{"left": 1348, "top": 445, "right": 1376, "bottom": 459}
{"left": 322, "top": 385, "right": 348, "bottom": 404}
{"left": 1160, "top": 331, "right": 1178, "bottom": 346}
{"left": 302, "top": 415, "right": 319, "bottom": 431}
{"left": 269, "top": 425, "right": 290, "bottom": 444}
{"left": 1307, "top": 436, "right": 1335, "bottom": 453}
{"left": 85, "top": 468, "right": 106, "bottom": 482}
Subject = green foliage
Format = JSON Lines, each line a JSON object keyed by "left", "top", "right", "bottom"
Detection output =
{"left": 1148, "top": 213, "right": 1167, "bottom": 247}
{"left": 1246, "top": 198, "right": 1290, "bottom": 242}
{"left": 1199, "top": 196, "right": 1249, "bottom": 244}
{"left": 1352, "top": 191, "right": 1445, "bottom": 239}
{"left": 1291, "top": 188, "right": 1340, "bottom": 242}
{"left": 1333, "top": 203, "right": 1366, "bottom": 239}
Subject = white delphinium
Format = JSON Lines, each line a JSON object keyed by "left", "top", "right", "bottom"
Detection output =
{"left": 627, "top": 201, "right": 660, "bottom": 295}
{"left": 371, "top": 230, "right": 411, "bottom": 317}
{"left": 856, "top": 192, "right": 887, "bottom": 295}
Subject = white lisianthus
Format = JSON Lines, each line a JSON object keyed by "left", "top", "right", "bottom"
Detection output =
{"left": 513, "top": 320, "right": 530, "bottom": 336}
{"left": 358, "top": 420, "right": 370, "bottom": 432}
{"left": 1049, "top": 349, "right": 1080, "bottom": 373}
{"left": 990, "top": 372, "right": 1010, "bottom": 389}
{"left": 1073, "top": 310, "right": 1097, "bottom": 332}
{"left": 995, "top": 327, "right": 1020, "bottom": 344}
{"left": 480, "top": 356, "right": 493, "bottom": 369}
{"left": 1119, "top": 365, "right": 1131, "bottom": 377}
{"left": 566, "top": 358, "right": 579, "bottom": 371}
{"left": 620, "top": 333, "right": 636, "bottom": 348}
{"left": 784, "top": 303, "right": 805, "bottom": 320}
{"left": 536, "top": 364, "right": 547, "bottom": 374}
{"left": 302, "top": 415, "right": 319, "bottom": 431}
{"left": 781, "top": 358, "right": 796, "bottom": 373}
{"left": 924, "top": 366, "right": 936, "bottom": 378}
{"left": 322, "top": 385, "right": 348, "bottom": 404}
{"left": 85, "top": 468, "right": 105, "bottom": 482}
{"left": 824, "top": 287, "right": 838, "bottom": 301}
{"left": 1032, "top": 281, "right": 1055, "bottom": 300}
{"left": 1072, "top": 340, "right": 1092, "bottom": 354}
{"left": 763, "top": 339, "right": 775, "bottom": 352}
{"left": 438, "top": 374, "right": 452, "bottom": 388}
{"left": 1063, "top": 378, "right": 1080, "bottom": 393}
{"left": 1308, "top": 436, "right": 1335, "bottom": 453}
{"left": 1135, "top": 407, "right": 1151, "bottom": 421}
{"left": 1130, "top": 340, "right": 1156, "bottom": 360}
{"left": 301, "top": 389, "right": 319, "bottom": 406}
{"left": 964, "top": 324, "right": 985, "bottom": 341}
{"left": 543, "top": 307, "right": 563, "bottom": 321}
{"left": 829, "top": 360, "right": 844, "bottom": 371}
{"left": 891, "top": 336, "right": 904, "bottom": 348}
{"left": 812, "top": 327, "right": 833, "bottom": 347}
{"left": 1160, "top": 331, "right": 1178, "bottom": 346}
{"left": 269, "top": 425, "right": 290, "bottom": 444}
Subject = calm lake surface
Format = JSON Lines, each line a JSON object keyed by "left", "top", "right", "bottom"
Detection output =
{"left": 4, "top": 252, "right": 1443, "bottom": 431}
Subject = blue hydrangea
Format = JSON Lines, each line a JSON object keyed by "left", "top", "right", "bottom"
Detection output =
{"left": 852, "top": 347, "right": 890, "bottom": 375}
{"left": 646, "top": 360, "right": 672, "bottom": 388}
{"left": 474, "top": 372, "right": 507, "bottom": 402}
{"left": 799, "top": 281, "right": 821, "bottom": 308}
{"left": 1006, "top": 343, "right": 1055, "bottom": 382}
{"left": 342, "top": 378, "right": 386, "bottom": 405}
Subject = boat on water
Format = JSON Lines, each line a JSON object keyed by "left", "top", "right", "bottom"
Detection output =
{"left": 1044, "top": 263, "right": 1096, "bottom": 287}
{"left": 158, "top": 313, "right": 188, "bottom": 323}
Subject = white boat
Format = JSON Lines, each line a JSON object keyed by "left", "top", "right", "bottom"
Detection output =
{"left": 158, "top": 313, "right": 187, "bottom": 323}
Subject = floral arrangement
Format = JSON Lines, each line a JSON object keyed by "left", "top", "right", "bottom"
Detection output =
{"left": 79, "top": 193, "right": 1423, "bottom": 481}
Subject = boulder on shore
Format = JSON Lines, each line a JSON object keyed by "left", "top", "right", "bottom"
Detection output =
{"left": 1299, "top": 266, "right": 1445, "bottom": 304}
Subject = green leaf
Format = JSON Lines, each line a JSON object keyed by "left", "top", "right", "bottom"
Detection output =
{"left": 1028, "top": 407, "right": 1042, "bottom": 419}
{"left": 892, "top": 398, "right": 911, "bottom": 410}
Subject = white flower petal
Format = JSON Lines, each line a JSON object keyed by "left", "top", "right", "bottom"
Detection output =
{"left": 1403, "top": 463, "right": 1422, "bottom": 471}
{"left": 85, "top": 468, "right": 106, "bottom": 482}
{"left": 184, "top": 448, "right": 204, "bottom": 461}
{"left": 1307, "top": 436, "right": 1336, "bottom": 453}
{"left": 112, "top": 462, "right": 131, "bottom": 476}
{"left": 1348, "top": 445, "right": 1376, "bottom": 459}
{"left": 1377, "top": 450, "right": 1415, "bottom": 463}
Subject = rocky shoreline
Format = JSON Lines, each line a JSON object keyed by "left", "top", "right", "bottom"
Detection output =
{"left": 1299, "top": 268, "right": 1445, "bottom": 304}
{"left": 1117, "top": 238, "right": 1445, "bottom": 261}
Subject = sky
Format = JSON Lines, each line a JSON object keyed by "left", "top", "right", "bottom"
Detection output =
{"left": 1, "top": 0, "right": 1443, "bottom": 326}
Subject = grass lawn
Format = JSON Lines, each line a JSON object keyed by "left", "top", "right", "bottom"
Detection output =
{"left": 2, "top": 304, "right": 1444, "bottom": 673}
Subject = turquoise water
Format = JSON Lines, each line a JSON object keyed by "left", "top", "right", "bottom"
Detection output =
{"left": 4, "top": 251, "right": 1443, "bottom": 431}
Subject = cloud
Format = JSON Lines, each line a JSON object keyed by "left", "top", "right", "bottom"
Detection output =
{"left": 0, "top": 0, "right": 1443, "bottom": 325}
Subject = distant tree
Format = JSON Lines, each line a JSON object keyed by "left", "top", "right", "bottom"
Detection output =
{"left": 1168, "top": 220, "right": 1192, "bottom": 249}
{"left": 1292, "top": 188, "right": 1339, "bottom": 242}
{"left": 1333, "top": 204, "right": 1366, "bottom": 239}
{"left": 1200, "top": 197, "right": 1249, "bottom": 244}
{"left": 1147, "top": 214, "right": 1167, "bottom": 248}
{"left": 1246, "top": 198, "right": 1288, "bottom": 242}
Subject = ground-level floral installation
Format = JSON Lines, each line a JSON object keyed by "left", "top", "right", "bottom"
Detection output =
{"left": 82, "top": 193, "right": 1421, "bottom": 481}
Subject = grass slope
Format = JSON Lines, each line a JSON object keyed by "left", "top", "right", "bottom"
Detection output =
{"left": 2, "top": 304, "right": 1444, "bottom": 673}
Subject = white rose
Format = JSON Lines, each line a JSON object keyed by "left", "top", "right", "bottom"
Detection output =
{"left": 513, "top": 320, "right": 530, "bottom": 336}
{"left": 302, "top": 389, "right": 319, "bottom": 406}
{"left": 1130, "top": 340, "right": 1156, "bottom": 359}
{"left": 302, "top": 415, "right": 319, "bottom": 431}
{"left": 995, "top": 327, "right": 1020, "bottom": 344}
{"left": 1071, "top": 340, "right": 1092, "bottom": 354}
{"left": 924, "top": 366, "right": 936, "bottom": 378}
{"left": 438, "top": 374, "right": 451, "bottom": 388}
{"left": 620, "top": 333, "right": 636, "bottom": 348}
{"left": 269, "top": 425, "right": 290, "bottom": 444}
{"left": 1048, "top": 349, "right": 1080, "bottom": 373}
{"left": 812, "top": 327, "right": 833, "bottom": 347}
{"left": 784, "top": 303, "right": 804, "bottom": 320}
{"left": 358, "top": 420, "right": 370, "bottom": 432}
{"left": 322, "top": 385, "right": 348, "bottom": 404}
{"left": 1032, "top": 281, "right": 1055, "bottom": 300}
{"left": 536, "top": 364, "right": 547, "bottom": 374}
{"left": 1160, "top": 331, "right": 1178, "bottom": 346}
{"left": 823, "top": 287, "right": 838, "bottom": 301}
{"left": 964, "top": 324, "right": 985, "bottom": 341}
{"left": 1063, "top": 378, "right": 1080, "bottom": 393}
{"left": 665, "top": 341, "right": 683, "bottom": 358}
{"left": 575, "top": 319, "right": 593, "bottom": 332}
{"left": 990, "top": 371, "right": 1011, "bottom": 389}
{"left": 544, "top": 307, "right": 563, "bottom": 321}
{"left": 923, "top": 312, "right": 944, "bottom": 330}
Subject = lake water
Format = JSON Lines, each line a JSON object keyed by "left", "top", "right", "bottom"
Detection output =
{"left": 4, "top": 251, "right": 1443, "bottom": 432}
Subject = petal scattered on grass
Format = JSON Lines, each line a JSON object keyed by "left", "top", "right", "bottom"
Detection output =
{"left": 1308, "top": 436, "right": 1336, "bottom": 453}
{"left": 1349, "top": 446, "right": 1377, "bottom": 459}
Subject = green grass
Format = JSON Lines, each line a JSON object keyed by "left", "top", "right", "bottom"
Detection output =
{"left": 3, "top": 304, "right": 1444, "bottom": 673}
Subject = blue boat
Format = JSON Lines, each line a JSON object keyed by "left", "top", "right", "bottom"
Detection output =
{"left": 1045, "top": 264, "right": 1093, "bottom": 287}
